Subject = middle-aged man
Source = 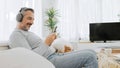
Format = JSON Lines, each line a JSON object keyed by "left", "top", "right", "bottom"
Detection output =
{"left": 9, "top": 7, "right": 98, "bottom": 68}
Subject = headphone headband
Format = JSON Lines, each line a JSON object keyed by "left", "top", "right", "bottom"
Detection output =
{"left": 16, "top": 7, "right": 34, "bottom": 22}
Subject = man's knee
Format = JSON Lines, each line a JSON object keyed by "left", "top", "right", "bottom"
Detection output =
{"left": 84, "top": 53, "right": 98, "bottom": 68}
{"left": 84, "top": 51, "right": 97, "bottom": 60}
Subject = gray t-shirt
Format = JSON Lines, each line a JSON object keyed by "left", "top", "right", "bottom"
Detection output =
{"left": 9, "top": 28, "right": 55, "bottom": 58}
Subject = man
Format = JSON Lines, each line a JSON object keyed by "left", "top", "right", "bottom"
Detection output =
{"left": 9, "top": 7, "right": 98, "bottom": 68}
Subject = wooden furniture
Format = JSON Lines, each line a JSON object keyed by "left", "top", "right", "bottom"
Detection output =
{"left": 112, "top": 49, "right": 120, "bottom": 53}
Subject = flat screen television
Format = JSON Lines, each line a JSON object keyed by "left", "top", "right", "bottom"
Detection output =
{"left": 89, "top": 22, "right": 120, "bottom": 42}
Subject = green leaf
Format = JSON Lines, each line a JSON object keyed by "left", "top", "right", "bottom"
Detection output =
{"left": 45, "top": 7, "right": 59, "bottom": 33}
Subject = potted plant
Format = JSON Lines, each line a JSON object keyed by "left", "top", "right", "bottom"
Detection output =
{"left": 45, "top": 7, "right": 59, "bottom": 33}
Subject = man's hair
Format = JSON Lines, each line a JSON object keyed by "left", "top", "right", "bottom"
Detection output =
{"left": 16, "top": 7, "right": 34, "bottom": 22}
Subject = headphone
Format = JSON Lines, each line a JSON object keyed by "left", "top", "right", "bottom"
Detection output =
{"left": 16, "top": 7, "right": 34, "bottom": 22}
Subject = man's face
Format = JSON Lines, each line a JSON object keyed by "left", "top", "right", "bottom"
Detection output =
{"left": 20, "top": 10, "right": 34, "bottom": 31}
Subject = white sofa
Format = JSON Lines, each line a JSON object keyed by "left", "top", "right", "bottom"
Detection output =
{"left": 0, "top": 41, "right": 55, "bottom": 68}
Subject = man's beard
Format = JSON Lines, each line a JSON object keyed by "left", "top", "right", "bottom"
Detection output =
{"left": 22, "top": 26, "right": 29, "bottom": 31}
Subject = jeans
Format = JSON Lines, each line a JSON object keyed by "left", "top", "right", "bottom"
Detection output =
{"left": 47, "top": 49, "right": 98, "bottom": 68}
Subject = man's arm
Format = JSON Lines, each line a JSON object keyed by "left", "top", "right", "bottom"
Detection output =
{"left": 9, "top": 32, "right": 31, "bottom": 50}
{"left": 44, "top": 33, "right": 57, "bottom": 46}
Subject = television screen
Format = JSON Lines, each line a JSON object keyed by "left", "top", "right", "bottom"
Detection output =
{"left": 89, "top": 22, "right": 120, "bottom": 42}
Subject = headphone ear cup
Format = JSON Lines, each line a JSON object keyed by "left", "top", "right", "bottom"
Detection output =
{"left": 16, "top": 13, "right": 23, "bottom": 22}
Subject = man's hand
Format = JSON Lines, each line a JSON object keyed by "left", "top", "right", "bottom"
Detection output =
{"left": 45, "top": 33, "right": 57, "bottom": 46}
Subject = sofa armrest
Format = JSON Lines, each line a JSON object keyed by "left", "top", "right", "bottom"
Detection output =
{"left": 0, "top": 47, "right": 55, "bottom": 68}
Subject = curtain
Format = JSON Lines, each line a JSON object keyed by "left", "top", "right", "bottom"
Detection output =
{"left": 1, "top": 0, "right": 120, "bottom": 42}
{"left": 56, "top": 0, "right": 101, "bottom": 42}
{"left": 55, "top": 0, "right": 120, "bottom": 42}
{"left": 56, "top": 0, "right": 80, "bottom": 42}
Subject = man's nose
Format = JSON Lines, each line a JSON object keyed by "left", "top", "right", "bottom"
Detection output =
{"left": 29, "top": 20, "right": 34, "bottom": 24}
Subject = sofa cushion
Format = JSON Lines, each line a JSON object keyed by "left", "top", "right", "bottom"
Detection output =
{"left": 0, "top": 41, "right": 9, "bottom": 50}
{"left": 0, "top": 47, "right": 55, "bottom": 68}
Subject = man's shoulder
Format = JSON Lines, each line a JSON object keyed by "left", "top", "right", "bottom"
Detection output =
{"left": 11, "top": 29, "right": 19, "bottom": 34}
{"left": 10, "top": 30, "right": 22, "bottom": 38}
{"left": 10, "top": 29, "right": 27, "bottom": 38}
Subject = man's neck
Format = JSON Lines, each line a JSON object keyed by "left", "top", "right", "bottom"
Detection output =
{"left": 17, "top": 24, "right": 28, "bottom": 31}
